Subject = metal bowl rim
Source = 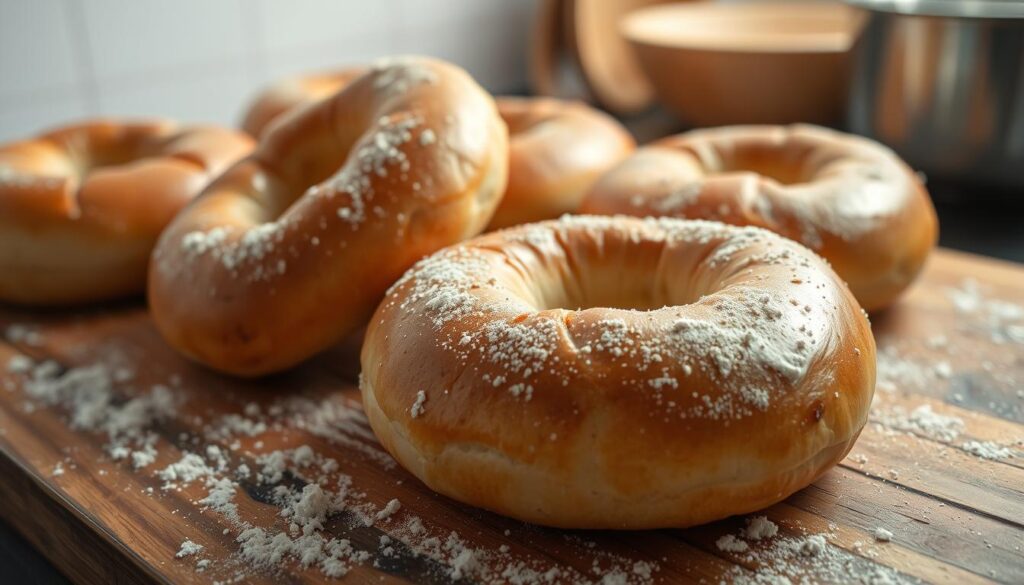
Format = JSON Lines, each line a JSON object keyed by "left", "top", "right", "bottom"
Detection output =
{"left": 845, "top": 0, "right": 1024, "bottom": 19}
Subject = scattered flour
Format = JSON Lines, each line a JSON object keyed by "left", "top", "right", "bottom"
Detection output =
{"left": 873, "top": 404, "right": 964, "bottom": 442}
{"left": 944, "top": 278, "right": 1024, "bottom": 345}
{"left": 716, "top": 534, "right": 750, "bottom": 553}
{"left": 872, "top": 527, "right": 893, "bottom": 542}
{"left": 176, "top": 540, "right": 204, "bottom": 558}
{"left": 371, "top": 498, "right": 402, "bottom": 525}
{"left": 744, "top": 516, "right": 780, "bottom": 540}
{"left": 716, "top": 516, "right": 911, "bottom": 585}
{"left": 19, "top": 358, "right": 178, "bottom": 469}
{"left": 960, "top": 440, "right": 1014, "bottom": 460}
{"left": 4, "top": 324, "right": 44, "bottom": 346}
{"left": 5, "top": 355, "right": 33, "bottom": 374}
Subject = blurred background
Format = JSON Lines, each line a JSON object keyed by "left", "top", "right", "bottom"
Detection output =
{"left": 0, "top": 1, "right": 534, "bottom": 140}
{"left": 0, "top": 0, "right": 1021, "bottom": 249}
{"left": 0, "top": 0, "right": 1022, "bottom": 581}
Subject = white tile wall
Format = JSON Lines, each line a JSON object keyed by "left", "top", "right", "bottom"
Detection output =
{"left": 258, "top": 0, "right": 398, "bottom": 53}
{"left": 0, "top": 1, "right": 81, "bottom": 97}
{"left": 82, "top": 0, "right": 250, "bottom": 79}
{"left": 0, "top": 0, "right": 536, "bottom": 141}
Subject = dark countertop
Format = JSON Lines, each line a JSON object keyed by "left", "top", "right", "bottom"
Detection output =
{"left": 0, "top": 519, "right": 68, "bottom": 584}
{"left": 930, "top": 185, "right": 1024, "bottom": 264}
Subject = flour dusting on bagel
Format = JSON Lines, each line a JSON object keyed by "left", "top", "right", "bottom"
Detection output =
{"left": 149, "top": 57, "right": 508, "bottom": 376}
{"left": 362, "top": 215, "right": 875, "bottom": 529}
{"left": 581, "top": 125, "right": 938, "bottom": 311}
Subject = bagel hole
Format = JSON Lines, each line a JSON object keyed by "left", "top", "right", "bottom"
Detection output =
{"left": 530, "top": 254, "right": 697, "bottom": 313}
{"left": 514, "top": 226, "right": 705, "bottom": 313}
{"left": 727, "top": 153, "right": 809, "bottom": 185}
{"left": 552, "top": 289, "right": 666, "bottom": 312}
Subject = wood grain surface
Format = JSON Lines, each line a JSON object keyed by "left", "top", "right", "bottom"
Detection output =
{"left": 0, "top": 248, "right": 1021, "bottom": 584}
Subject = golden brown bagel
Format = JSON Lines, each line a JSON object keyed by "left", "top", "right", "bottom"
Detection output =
{"left": 149, "top": 57, "right": 509, "bottom": 377}
{"left": 361, "top": 215, "right": 875, "bottom": 529}
{"left": 0, "top": 120, "right": 253, "bottom": 305}
{"left": 240, "top": 68, "right": 367, "bottom": 138}
{"left": 579, "top": 125, "right": 938, "bottom": 312}
{"left": 485, "top": 97, "right": 635, "bottom": 230}
{"left": 240, "top": 70, "right": 634, "bottom": 230}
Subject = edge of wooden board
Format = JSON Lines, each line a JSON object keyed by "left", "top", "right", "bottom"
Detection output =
{"left": 0, "top": 439, "right": 164, "bottom": 585}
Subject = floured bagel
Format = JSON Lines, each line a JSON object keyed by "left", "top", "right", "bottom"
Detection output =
{"left": 361, "top": 215, "right": 875, "bottom": 529}
{"left": 580, "top": 125, "right": 938, "bottom": 311}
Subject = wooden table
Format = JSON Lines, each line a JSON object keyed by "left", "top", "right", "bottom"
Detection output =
{"left": 0, "top": 248, "right": 1021, "bottom": 584}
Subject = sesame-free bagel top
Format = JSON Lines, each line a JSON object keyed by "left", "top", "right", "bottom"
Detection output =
{"left": 0, "top": 119, "right": 253, "bottom": 305}
{"left": 239, "top": 68, "right": 635, "bottom": 232}
{"left": 149, "top": 57, "right": 508, "bottom": 376}
{"left": 361, "top": 215, "right": 876, "bottom": 529}
{"left": 485, "top": 97, "right": 635, "bottom": 230}
{"left": 240, "top": 67, "right": 367, "bottom": 138}
{"left": 580, "top": 125, "right": 938, "bottom": 312}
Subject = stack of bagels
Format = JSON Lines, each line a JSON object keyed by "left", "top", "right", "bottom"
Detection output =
{"left": 0, "top": 56, "right": 937, "bottom": 530}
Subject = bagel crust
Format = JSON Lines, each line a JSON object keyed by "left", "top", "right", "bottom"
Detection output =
{"left": 486, "top": 97, "right": 635, "bottom": 230}
{"left": 240, "top": 68, "right": 367, "bottom": 138}
{"left": 240, "top": 71, "right": 634, "bottom": 233}
{"left": 0, "top": 120, "right": 254, "bottom": 305}
{"left": 149, "top": 57, "right": 509, "bottom": 376}
{"left": 361, "top": 215, "right": 875, "bottom": 529}
{"left": 580, "top": 125, "right": 938, "bottom": 312}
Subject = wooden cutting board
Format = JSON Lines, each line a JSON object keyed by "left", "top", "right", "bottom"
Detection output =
{"left": 0, "top": 248, "right": 1021, "bottom": 584}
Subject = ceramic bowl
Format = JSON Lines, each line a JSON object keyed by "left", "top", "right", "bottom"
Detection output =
{"left": 622, "top": 2, "right": 865, "bottom": 126}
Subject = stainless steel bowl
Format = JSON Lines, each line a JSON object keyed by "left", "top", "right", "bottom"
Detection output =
{"left": 846, "top": 0, "right": 1024, "bottom": 188}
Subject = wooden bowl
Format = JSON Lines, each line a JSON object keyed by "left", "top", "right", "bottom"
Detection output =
{"left": 566, "top": 0, "right": 680, "bottom": 114}
{"left": 529, "top": 0, "right": 593, "bottom": 100}
{"left": 622, "top": 2, "right": 865, "bottom": 126}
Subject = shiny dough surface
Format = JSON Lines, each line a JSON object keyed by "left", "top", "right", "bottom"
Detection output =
{"left": 486, "top": 97, "right": 635, "bottom": 230}
{"left": 240, "top": 68, "right": 367, "bottom": 138}
{"left": 580, "top": 125, "right": 938, "bottom": 311}
{"left": 240, "top": 72, "right": 634, "bottom": 232}
{"left": 361, "top": 215, "right": 875, "bottom": 529}
{"left": 0, "top": 119, "right": 253, "bottom": 305}
{"left": 150, "top": 57, "right": 508, "bottom": 376}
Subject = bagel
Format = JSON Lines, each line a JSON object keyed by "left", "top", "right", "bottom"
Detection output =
{"left": 579, "top": 125, "right": 938, "bottom": 312}
{"left": 0, "top": 120, "right": 253, "bottom": 305}
{"left": 361, "top": 215, "right": 875, "bottom": 529}
{"left": 240, "top": 68, "right": 367, "bottom": 138}
{"left": 240, "top": 72, "right": 634, "bottom": 231}
{"left": 149, "top": 57, "right": 508, "bottom": 376}
{"left": 485, "top": 97, "right": 635, "bottom": 230}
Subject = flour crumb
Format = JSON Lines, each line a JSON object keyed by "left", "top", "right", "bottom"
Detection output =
{"left": 5, "top": 355, "right": 33, "bottom": 374}
{"left": 716, "top": 534, "right": 750, "bottom": 553}
{"left": 176, "top": 539, "right": 204, "bottom": 558}
{"left": 744, "top": 515, "right": 779, "bottom": 540}
{"left": 4, "top": 324, "right": 44, "bottom": 346}
{"left": 875, "top": 403, "right": 964, "bottom": 441}
{"left": 961, "top": 440, "right": 1014, "bottom": 460}
{"left": 410, "top": 390, "right": 427, "bottom": 418}
{"left": 371, "top": 498, "right": 401, "bottom": 525}
{"left": 873, "top": 527, "right": 893, "bottom": 542}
